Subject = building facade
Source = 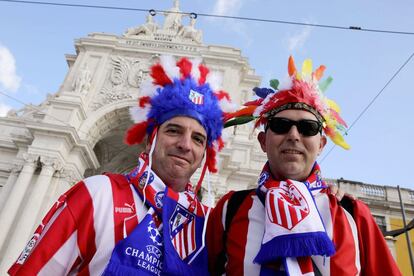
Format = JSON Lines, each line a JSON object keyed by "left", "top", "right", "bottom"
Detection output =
{"left": 0, "top": 1, "right": 412, "bottom": 274}
{"left": 327, "top": 178, "right": 414, "bottom": 276}
{"left": 0, "top": 3, "right": 264, "bottom": 271}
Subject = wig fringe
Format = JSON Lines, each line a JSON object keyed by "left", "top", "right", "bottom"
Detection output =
{"left": 254, "top": 232, "right": 336, "bottom": 264}
{"left": 125, "top": 121, "right": 148, "bottom": 145}
{"left": 151, "top": 64, "right": 172, "bottom": 86}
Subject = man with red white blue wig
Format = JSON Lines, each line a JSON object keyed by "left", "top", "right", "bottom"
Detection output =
{"left": 9, "top": 56, "right": 235, "bottom": 276}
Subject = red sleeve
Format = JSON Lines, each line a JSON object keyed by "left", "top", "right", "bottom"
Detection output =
{"left": 8, "top": 182, "right": 83, "bottom": 276}
{"left": 207, "top": 191, "right": 235, "bottom": 276}
{"left": 352, "top": 199, "right": 402, "bottom": 276}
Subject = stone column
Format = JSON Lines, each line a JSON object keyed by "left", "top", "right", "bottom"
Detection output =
{"left": 1, "top": 157, "right": 61, "bottom": 271}
{"left": 0, "top": 154, "right": 38, "bottom": 255}
{"left": 0, "top": 165, "right": 21, "bottom": 213}
{"left": 38, "top": 167, "right": 75, "bottom": 222}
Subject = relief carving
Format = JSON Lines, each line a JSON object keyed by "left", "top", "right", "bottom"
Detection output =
{"left": 72, "top": 63, "right": 92, "bottom": 94}
{"left": 91, "top": 56, "right": 150, "bottom": 110}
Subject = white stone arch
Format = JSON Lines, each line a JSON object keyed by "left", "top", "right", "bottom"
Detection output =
{"left": 78, "top": 100, "right": 145, "bottom": 176}
{"left": 78, "top": 100, "right": 136, "bottom": 145}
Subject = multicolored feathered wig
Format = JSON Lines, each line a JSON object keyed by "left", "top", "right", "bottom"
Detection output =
{"left": 225, "top": 56, "right": 350, "bottom": 150}
{"left": 125, "top": 56, "right": 236, "bottom": 173}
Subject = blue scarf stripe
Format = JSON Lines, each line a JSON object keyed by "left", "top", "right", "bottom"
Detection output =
{"left": 254, "top": 232, "right": 336, "bottom": 263}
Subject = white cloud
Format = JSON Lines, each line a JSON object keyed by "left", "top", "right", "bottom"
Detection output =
{"left": 0, "top": 44, "right": 21, "bottom": 92}
{"left": 210, "top": 0, "right": 253, "bottom": 47}
{"left": 0, "top": 102, "right": 12, "bottom": 117}
{"left": 213, "top": 0, "right": 243, "bottom": 15}
{"left": 228, "top": 20, "right": 253, "bottom": 47}
{"left": 287, "top": 26, "right": 313, "bottom": 52}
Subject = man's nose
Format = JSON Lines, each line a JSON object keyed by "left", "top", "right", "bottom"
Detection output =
{"left": 286, "top": 125, "right": 301, "bottom": 141}
{"left": 177, "top": 133, "right": 192, "bottom": 150}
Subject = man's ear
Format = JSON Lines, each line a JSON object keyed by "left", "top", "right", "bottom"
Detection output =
{"left": 258, "top": 131, "right": 267, "bottom": 153}
{"left": 319, "top": 135, "right": 327, "bottom": 154}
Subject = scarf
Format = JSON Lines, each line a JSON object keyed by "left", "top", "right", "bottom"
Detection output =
{"left": 103, "top": 154, "right": 209, "bottom": 275}
{"left": 254, "top": 162, "right": 335, "bottom": 275}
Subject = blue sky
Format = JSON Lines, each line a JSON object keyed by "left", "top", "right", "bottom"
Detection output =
{"left": 0, "top": 0, "right": 413, "bottom": 189}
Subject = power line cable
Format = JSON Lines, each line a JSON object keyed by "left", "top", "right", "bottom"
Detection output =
{"left": 194, "top": 12, "right": 414, "bottom": 36}
{"left": 0, "top": 0, "right": 413, "bottom": 36}
{"left": 320, "top": 51, "right": 414, "bottom": 163}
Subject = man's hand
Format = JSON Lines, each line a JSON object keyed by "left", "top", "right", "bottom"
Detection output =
{"left": 328, "top": 183, "right": 356, "bottom": 201}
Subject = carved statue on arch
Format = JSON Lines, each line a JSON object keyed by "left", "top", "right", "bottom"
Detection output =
{"left": 72, "top": 63, "right": 92, "bottom": 93}
{"left": 124, "top": 14, "right": 158, "bottom": 36}
{"left": 163, "top": 0, "right": 183, "bottom": 32}
{"left": 178, "top": 17, "right": 203, "bottom": 43}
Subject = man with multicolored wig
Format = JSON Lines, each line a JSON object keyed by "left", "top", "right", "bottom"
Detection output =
{"left": 207, "top": 56, "right": 401, "bottom": 275}
{"left": 9, "top": 56, "right": 236, "bottom": 275}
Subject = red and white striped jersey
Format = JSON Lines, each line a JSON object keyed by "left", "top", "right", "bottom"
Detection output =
{"left": 207, "top": 189, "right": 401, "bottom": 276}
{"left": 8, "top": 173, "right": 147, "bottom": 276}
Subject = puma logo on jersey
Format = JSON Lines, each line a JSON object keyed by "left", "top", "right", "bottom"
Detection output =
{"left": 115, "top": 203, "right": 135, "bottom": 214}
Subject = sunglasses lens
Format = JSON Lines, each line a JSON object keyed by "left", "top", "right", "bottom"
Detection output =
{"left": 297, "top": 120, "right": 321, "bottom": 136}
{"left": 268, "top": 118, "right": 321, "bottom": 136}
{"left": 268, "top": 118, "right": 294, "bottom": 134}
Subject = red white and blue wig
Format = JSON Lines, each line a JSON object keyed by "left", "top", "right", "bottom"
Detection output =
{"left": 125, "top": 56, "right": 236, "bottom": 176}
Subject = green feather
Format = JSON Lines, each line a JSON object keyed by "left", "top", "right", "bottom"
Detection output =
{"left": 269, "top": 79, "right": 279, "bottom": 90}
{"left": 319, "top": 76, "right": 333, "bottom": 93}
{"left": 224, "top": 116, "right": 255, "bottom": 128}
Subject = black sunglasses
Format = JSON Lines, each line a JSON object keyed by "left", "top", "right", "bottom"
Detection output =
{"left": 267, "top": 117, "right": 322, "bottom": 136}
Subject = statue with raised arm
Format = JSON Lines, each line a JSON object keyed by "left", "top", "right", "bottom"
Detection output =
{"left": 163, "top": 0, "right": 182, "bottom": 31}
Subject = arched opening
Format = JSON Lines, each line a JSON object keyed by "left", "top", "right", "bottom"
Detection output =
{"left": 83, "top": 106, "right": 145, "bottom": 177}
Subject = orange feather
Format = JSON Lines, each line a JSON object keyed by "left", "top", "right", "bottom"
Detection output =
{"left": 288, "top": 56, "right": 297, "bottom": 76}
{"left": 313, "top": 65, "right": 326, "bottom": 81}
{"left": 227, "top": 105, "right": 256, "bottom": 119}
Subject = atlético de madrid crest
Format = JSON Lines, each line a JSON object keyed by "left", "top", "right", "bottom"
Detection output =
{"left": 169, "top": 204, "right": 196, "bottom": 260}
{"left": 266, "top": 182, "right": 310, "bottom": 230}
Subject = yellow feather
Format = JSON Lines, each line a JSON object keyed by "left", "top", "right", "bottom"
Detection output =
{"left": 327, "top": 99, "right": 341, "bottom": 113}
{"left": 325, "top": 116, "right": 335, "bottom": 127}
{"left": 302, "top": 59, "right": 313, "bottom": 79}
{"left": 331, "top": 133, "right": 351, "bottom": 150}
{"left": 325, "top": 119, "right": 350, "bottom": 149}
